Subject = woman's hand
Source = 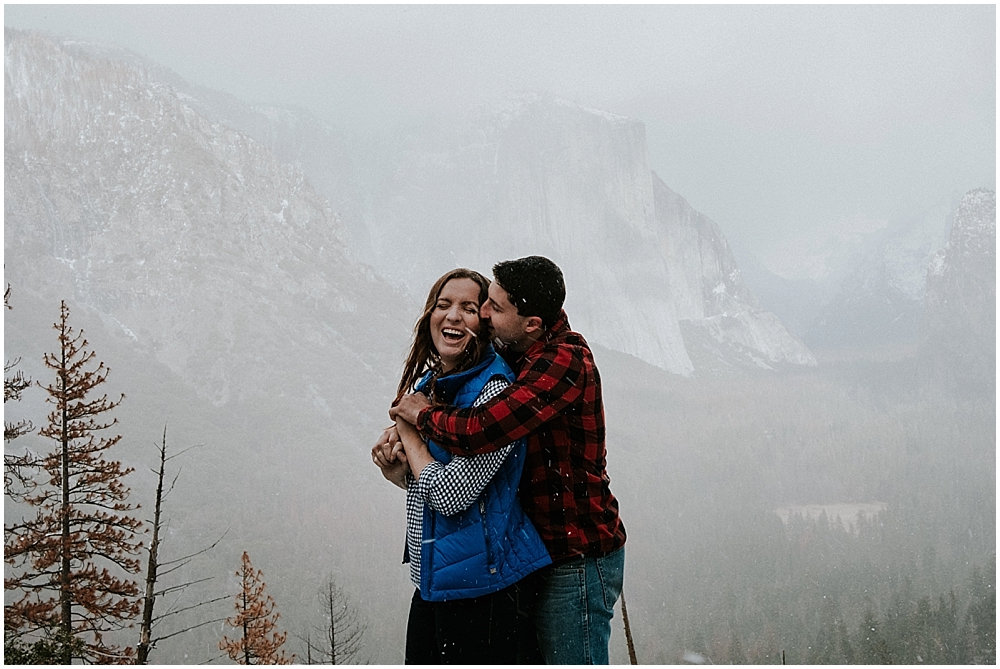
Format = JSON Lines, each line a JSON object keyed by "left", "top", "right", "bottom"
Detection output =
{"left": 372, "top": 426, "right": 409, "bottom": 489}
{"left": 372, "top": 426, "right": 404, "bottom": 467}
{"left": 396, "top": 418, "right": 435, "bottom": 480}
{"left": 378, "top": 453, "right": 410, "bottom": 489}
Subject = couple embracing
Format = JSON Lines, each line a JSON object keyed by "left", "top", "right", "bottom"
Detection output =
{"left": 372, "top": 256, "right": 627, "bottom": 665}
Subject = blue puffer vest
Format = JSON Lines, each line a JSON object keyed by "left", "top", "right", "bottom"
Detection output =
{"left": 412, "top": 346, "right": 551, "bottom": 602}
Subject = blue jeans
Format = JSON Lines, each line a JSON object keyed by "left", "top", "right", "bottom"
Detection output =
{"left": 531, "top": 546, "right": 625, "bottom": 664}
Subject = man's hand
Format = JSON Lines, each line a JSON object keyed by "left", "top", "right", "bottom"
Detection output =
{"left": 389, "top": 392, "right": 432, "bottom": 425}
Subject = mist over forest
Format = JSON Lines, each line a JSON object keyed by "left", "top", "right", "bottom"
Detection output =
{"left": 3, "top": 7, "right": 995, "bottom": 665}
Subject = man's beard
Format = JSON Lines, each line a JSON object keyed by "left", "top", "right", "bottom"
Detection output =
{"left": 482, "top": 320, "right": 510, "bottom": 349}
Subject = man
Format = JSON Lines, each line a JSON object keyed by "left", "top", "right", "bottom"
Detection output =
{"left": 386, "top": 255, "right": 627, "bottom": 664}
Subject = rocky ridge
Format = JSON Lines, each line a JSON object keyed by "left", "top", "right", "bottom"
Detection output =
{"left": 4, "top": 28, "right": 407, "bottom": 414}
{"left": 919, "top": 188, "right": 996, "bottom": 393}
{"left": 362, "top": 93, "right": 815, "bottom": 375}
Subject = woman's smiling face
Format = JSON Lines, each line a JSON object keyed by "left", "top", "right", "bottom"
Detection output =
{"left": 430, "top": 277, "right": 482, "bottom": 372}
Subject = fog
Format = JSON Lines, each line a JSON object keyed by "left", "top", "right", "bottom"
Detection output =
{"left": 3, "top": 5, "right": 995, "bottom": 665}
{"left": 6, "top": 5, "right": 994, "bottom": 254}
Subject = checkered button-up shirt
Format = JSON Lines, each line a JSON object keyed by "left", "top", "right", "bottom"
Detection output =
{"left": 416, "top": 311, "right": 626, "bottom": 562}
{"left": 404, "top": 377, "right": 513, "bottom": 590}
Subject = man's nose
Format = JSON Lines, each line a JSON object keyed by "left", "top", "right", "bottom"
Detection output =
{"left": 481, "top": 302, "right": 493, "bottom": 319}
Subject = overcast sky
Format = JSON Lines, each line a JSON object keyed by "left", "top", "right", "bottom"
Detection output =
{"left": 5, "top": 4, "right": 995, "bottom": 255}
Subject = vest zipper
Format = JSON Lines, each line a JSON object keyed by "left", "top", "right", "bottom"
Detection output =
{"left": 479, "top": 496, "right": 496, "bottom": 574}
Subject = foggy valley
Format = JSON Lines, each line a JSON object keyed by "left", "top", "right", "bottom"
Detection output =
{"left": 3, "top": 7, "right": 995, "bottom": 665}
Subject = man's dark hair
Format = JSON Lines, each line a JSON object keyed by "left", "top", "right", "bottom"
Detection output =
{"left": 492, "top": 256, "right": 566, "bottom": 329}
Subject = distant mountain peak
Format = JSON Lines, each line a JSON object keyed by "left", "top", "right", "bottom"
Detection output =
{"left": 919, "top": 188, "right": 995, "bottom": 394}
{"left": 364, "top": 95, "right": 812, "bottom": 376}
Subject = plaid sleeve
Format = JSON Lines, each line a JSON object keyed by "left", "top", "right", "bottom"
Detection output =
{"left": 417, "top": 343, "right": 586, "bottom": 455}
{"left": 413, "top": 376, "right": 516, "bottom": 516}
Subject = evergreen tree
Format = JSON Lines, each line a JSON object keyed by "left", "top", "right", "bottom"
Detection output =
{"left": 857, "top": 606, "right": 892, "bottom": 665}
{"left": 4, "top": 626, "right": 84, "bottom": 664}
{"left": 220, "top": 552, "right": 294, "bottom": 665}
{"left": 807, "top": 595, "right": 839, "bottom": 663}
{"left": 835, "top": 617, "right": 854, "bottom": 664}
{"left": 726, "top": 630, "right": 747, "bottom": 664}
{"left": 935, "top": 591, "right": 964, "bottom": 663}
{"left": 3, "top": 284, "right": 37, "bottom": 496}
{"left": 2, "top": 285, "right": 53, "bottom": 667}
{"left": 4, "top": 300, "right": 143, "bottom": 663}
{"left": 964, "top": 565, "right": 996, "bottom": 664}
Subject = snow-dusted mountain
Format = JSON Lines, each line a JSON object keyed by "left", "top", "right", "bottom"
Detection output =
{"left": 361, "top": 94, "right": 814, "bottom": 375}
{"left": 653, "top": 177, "right": 815, "bottom": 371}
{"left": 5, "top": 27, "right": 418, "bottom": 662}
{"left": 919, "top": 188, "right": 996, "bottom": 394}
{"left": 5, "top": 29, "right": 407, "bottom": 411}
{"left": 164, "top": 87, "right": 375, "bottom": 262}
{"left": 751, "top": 200, "right": 955, "bottom": 348}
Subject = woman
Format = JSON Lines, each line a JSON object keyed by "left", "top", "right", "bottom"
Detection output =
{"left": 373, "top": 268, "right": 551, "bottom": 664}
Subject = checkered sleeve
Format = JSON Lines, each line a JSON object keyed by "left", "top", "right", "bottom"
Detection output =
{"left": 417, "top": 343, "right": 586, "bottom": 455}
{"left": 413, "top": 376, "right": 515, "bottom": 516}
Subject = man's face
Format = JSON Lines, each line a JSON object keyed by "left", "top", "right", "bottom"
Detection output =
{"left": 481, "top": 280, "right": 531, "bottom": 350}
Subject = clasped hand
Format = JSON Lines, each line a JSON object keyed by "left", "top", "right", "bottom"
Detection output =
{"left": 389, "top": 391, "right": 432, "bottom": 425}
{"left": 371, "top": 392, "right": 433, "bottom": 489}
{"left": 372, "top": 424, "right": 408, "bottom": 488}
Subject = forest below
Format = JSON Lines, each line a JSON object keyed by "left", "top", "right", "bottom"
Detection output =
{"left": 603, "top": 346, "right": 995, "bottom": 664}
{"left": 4, "top": 291, "right": 994, "bottom": 664}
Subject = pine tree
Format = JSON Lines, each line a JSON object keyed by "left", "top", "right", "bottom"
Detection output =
{"left": 726, "top": 630, "right": 747, "bottom": 664}
{"left": 964, "top": 565, "right": 997, "bottom": 664}
{"left": 835, "top": 617, "right": 854, "bottom": 664}
{"left": 4, "top": 300, "right": 143, "bottom": 663}
{"left": 2, "top": 285, "right": 61, "bottom": 669}
{"left": 857, "top": 606, "right": 892, "bottom": 665}
{"left": 220, "top": 552, "right": 295, "bottom": 665}
{"left": 3, "top": 284, "right": 37, "bottom": 496}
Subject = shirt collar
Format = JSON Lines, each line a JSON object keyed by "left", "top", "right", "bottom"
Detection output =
{"left": 519, "top": 309, "right": 570, "bottom": 360}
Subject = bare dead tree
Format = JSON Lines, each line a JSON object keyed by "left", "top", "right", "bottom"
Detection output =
{"left": 136, "top": 425, "right": 228, "bottom": 664}
{"left": 299, "top": 575, "right": 368, "bottom": 664}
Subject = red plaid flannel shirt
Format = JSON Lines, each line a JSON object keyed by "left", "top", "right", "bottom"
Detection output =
{"left": 415, "top": 311, "right": 626, "bottom": 562}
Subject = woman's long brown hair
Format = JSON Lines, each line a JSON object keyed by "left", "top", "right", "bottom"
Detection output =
{"left": 396, "top": 268, "right": 492, "bottom": 403}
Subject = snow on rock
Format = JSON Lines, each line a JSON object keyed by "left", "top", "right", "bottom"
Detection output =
{"left": 366, "top": 95, "right": 814, "bottom": 376}
{"left": 919, "top": 188, "right": 996, "bottom": 394}
{"left": 4, "top": 28, "right": 408, "bottom": 412}
{"left": 6, "top": 31, "right": 814, "bottom": 381}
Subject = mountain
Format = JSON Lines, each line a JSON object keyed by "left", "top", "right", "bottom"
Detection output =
{"left": 727, "top": 243, "right": 831, "bottom": 341}
{"left": 919, "top": 188, "right": 996, "bottom": 395}
{"left": 4, "top": 28, "right": 414, "bottom": 661}
{"left": 360, "top": 94, "right": 814, "bottom": 376}
{"left": 653, "top": 177, "right": 815, "bottom": 372}
{"left": 161, "top": 87, "right": 375, "bottom": 262}
{"left": 810, "top": 202, "right": 955, "bottom": 348}
{"left": 5, "top": 28, "right": 407, "bottom": 409}
{"left": 1, "top": 29, "right": 816, "bottom": 662}
{"left": 753, "top": 201, "right": 954, "bottom": 349}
